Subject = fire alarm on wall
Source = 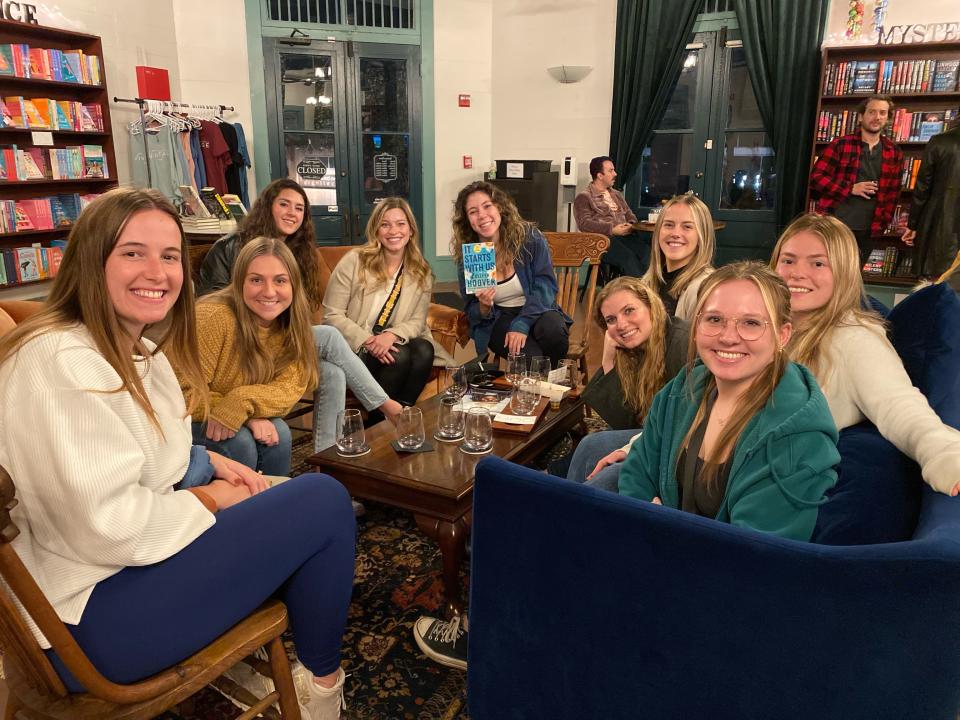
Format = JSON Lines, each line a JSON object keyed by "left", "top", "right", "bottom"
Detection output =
{"left": 463, "top": 155, "right": 473, "bottom": 169}
{"left": 458, "top": 94, "right": 470, "bottom": 107}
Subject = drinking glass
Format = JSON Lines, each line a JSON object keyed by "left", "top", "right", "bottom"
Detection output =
{"left": 506, "top": 352, "right": 527, "bottom": 386}
{"left": 552, "top": 359, "right": 579, "bottom": 410}
{"left": 436, "top": 396, "right": 465, "bottom": 440}
{"left": 529, "top": 356, "right": 551, "bottom": 385}
{"left": 397, "top": 406, "right": 425, "bottom": 450}
{"left": 511, "top": 376, "right": 540, "bottom": 415}
{"left": 462, "top": 407, "right": 493, "bottom": 453}
{"left": 443, "top": 365, "right": 468, "bottom": 399}
{"left": 336, "top": 409, "right": 368, "bottom": 456}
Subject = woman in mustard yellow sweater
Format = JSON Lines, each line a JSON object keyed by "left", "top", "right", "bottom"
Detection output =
{"left": 187, "top": 237, "right": 319, "bottom": 476}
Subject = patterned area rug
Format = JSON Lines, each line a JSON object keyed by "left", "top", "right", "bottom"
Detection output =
{"left": 157, "top": 421, "right": 599, "bottom": 720}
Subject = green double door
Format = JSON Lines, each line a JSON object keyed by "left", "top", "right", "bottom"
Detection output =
{"left": 263, "top": 39, "right": 421, "bottom": 245}
{"left": 625, "top": 30, "right": 778, "bottom": 262}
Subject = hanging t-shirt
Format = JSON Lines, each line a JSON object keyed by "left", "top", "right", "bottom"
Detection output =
{"left": 218, "top": 122, "right": 243, "bottom": 199}
{"left": 178, "top": 130, "right": 198, "bottom": 194}
{"left": 129, "top": 124, "right": 188, "bottom": 205}
{"left": 233, "top": 123, "right": 252, "bottom": 208}
{"left": 189, "top": 128, "right": 207, "bottom": 189}
{"left": 198, "top": 120, "right": 231, "bottom": 194}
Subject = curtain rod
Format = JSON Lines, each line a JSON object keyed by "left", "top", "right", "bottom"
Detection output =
{"left": 112, "top": 97, "right": 235, "bottom": 112}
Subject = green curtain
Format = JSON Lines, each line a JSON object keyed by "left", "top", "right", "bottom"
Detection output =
{"left": 735, "top": 0, "right": 829, "bottom": 232}
{"left": 609, "top": 0, "right": 703, "bottom": 184}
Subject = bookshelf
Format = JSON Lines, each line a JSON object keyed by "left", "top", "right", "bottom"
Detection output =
{"left": 806, "top": 41, "right": 960, "bottom": 284}
{"left": 0, "top": 18, "right": 117, "bottom": 294}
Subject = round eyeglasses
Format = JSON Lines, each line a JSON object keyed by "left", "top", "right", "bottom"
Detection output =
{"left": 696, "top": 313, "right": 770, "bottom": 341}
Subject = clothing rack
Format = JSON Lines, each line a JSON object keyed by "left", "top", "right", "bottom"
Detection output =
{"left": 112, "top": 96, "right": 236, "bottom": 188}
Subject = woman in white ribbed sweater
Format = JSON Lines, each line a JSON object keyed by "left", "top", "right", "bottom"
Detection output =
{"left": 771, "top": 213, "right": 960, "bottom": 496}
{"left": 0, "top": 188, "right": 353, "bottom": 719}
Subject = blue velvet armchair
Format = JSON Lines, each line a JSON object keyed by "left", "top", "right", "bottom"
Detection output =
{"left": 468, "top": 283, "right": 960, "bottom": 720}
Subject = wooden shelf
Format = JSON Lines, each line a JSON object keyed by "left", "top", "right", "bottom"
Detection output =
{"left": 0, "top": 127, "right": 109, "bottom": 137}
{"left": 0, "top": 75, "right": 103, "bottom": 93}
{"left": 0, "top": 277, "right": 53, "bottom": 291}
{"left": 815, "top": 140, "right": 931, "bottom": 147}
{"left": 0, "top": 18, "right": 102, "bottom": 44}
{"left": 0, "top": 228, "right": 71, "bottom": 240}
{"left": 820, "top": 92, "right": 960, "bottom": 102}
{"left": 0, "top": 178, "right": 114, "bottom": 186}
{"left": 862, "top": 275, "right": 918, "bottom": 287}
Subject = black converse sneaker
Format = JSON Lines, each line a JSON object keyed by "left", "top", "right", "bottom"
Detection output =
{"left": 413, "top": 615, "right": 468, "bottom": 670}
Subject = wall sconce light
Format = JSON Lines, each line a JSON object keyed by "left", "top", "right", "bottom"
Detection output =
{"left": 547, "top": 65, "right": 593, "bottom": 84}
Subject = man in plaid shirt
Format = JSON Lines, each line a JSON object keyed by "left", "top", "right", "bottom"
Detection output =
{"left": 809, "top": 95, "right": 904, "bottom": 264}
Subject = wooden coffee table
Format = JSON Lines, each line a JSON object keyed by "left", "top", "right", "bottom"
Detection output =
{"left": 307, "top": 392, "right": 585, "bottom": 617}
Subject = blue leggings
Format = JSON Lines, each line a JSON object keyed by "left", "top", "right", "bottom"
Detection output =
{"left": 47, "top": 474, "right": 355, "bottom": 691}
{"left": 192, "top": 418, "right": 292, "bottom": 476}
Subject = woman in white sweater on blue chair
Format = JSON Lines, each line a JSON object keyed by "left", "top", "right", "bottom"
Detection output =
{"left": 0, "top": 188, "right": 355, "bottom": 719}
{"left": 771, "top": 213, "right": 960, "bottom": 496}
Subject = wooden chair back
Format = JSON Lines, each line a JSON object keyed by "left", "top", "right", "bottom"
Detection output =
{"left": 0, "top": 464, "right": 301, "bottom": 719}
{"left": 543, "top": 232, "right": 610, "bottom": 377}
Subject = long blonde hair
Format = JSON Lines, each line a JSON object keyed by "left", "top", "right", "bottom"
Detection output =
{"left": 644, "top": 193, "right": 716, "bottom": 299}
{"left": 451, "top": 180, "right": 531, "bottom": 266}
{"left": 594, "top": 277, "right": 669, "bottom": 423}
{"left": 679, "top": 262, "right": 792, "bottom": 487}
{"left": 769, "top": 214, "right": 882, "bottom": 379}
{"left": 202, "top": 237, "right": 318, "bottom": 391}
{"left": 357, "top": 197, "right": 432, "bottom": 291}
{"left": 0, "top": 187, "right": 208, "bottom": 428}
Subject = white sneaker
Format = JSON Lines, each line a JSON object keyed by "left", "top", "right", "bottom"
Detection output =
{"left": 291, "top": 662, "right": 346, "bottom": 720}
{"left": 219, "top": 659, "right": 276, "bottom": 710}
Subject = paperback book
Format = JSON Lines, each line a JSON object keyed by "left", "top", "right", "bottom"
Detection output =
{"left": 462, "top": 242, "right": 496, "bottom": 294}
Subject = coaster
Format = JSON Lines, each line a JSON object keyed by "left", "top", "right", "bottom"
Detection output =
{"left": 391, "top": 440, "right": 435, "bottom": 454}
{"left": 336, "top": 446, "right": 371, "bottom": 458}
{"left": 459, "top": 445, "right": 493, "bottom": 455}
{"left": 434, "top": 431, "right": 464, "bottom": 443}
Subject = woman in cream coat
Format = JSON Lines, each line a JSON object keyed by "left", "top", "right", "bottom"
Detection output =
{"left": 323, "top": 197, "right": 453, "bottom": 412}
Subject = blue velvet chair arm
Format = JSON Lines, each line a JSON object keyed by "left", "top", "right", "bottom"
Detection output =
{"left": 468, "top": 456, "right": 960, "bottom": 720}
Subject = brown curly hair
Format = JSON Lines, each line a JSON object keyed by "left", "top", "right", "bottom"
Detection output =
{"left": 451, "top": 180, "right": 533, "bottom": 266}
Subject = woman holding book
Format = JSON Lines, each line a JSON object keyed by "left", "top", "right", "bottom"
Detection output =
{"left": 0, "top": 188, "right": 353, "bottom": 718}
{"left": 642, "top": 193, "right": 716, "bottom": 320}
{"left": 771, "top": 213, "right": 960, "bottom": 496}
{"left": 196, "top": 178, "right": 402, "bottom": 449}
{"left": 568, "top": 277, "right": 688, "bottom": 491}
{"left": 183, "top": 237, "right": 318, "bottom": 477}
{"left": 323, "top": 196, "right": 452, "bottom": 409}
{"left": 452, "top": 180, "right": 570, "bottom": 367}
{"left": 619, "top": 262, "right": 840, "bottom": 541}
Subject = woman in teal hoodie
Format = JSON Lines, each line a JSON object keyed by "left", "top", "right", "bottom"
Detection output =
{"left": 619, "top": 261, "right": 840, "bottom": 542}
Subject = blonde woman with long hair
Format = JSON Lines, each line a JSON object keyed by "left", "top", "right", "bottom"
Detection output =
{"left": 323, "top": 197, "right": 452, "bottom": 409}
{"left": 567, "top": 277, "right": 689, "bottom": 491}
{"left": 643, "top": 193, "right": 716, "bottom": 320}
{"left": 452, "top": 180, "right": 570, "bottom": 367}
{"left": 772, "top": 213, "right": 960, "bottom": 496}
{"left": 182, "top": 237, "right": 319, "bottom": 477}
{"left": 0, "top": 188, "right": 354, "bottom": 718}
{"left": 620, "top": 262, "right": 840, "bottom": 541}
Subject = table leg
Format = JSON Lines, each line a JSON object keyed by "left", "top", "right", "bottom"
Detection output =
{"left": 415, "top": 514, "right": 469, "bottom": 618}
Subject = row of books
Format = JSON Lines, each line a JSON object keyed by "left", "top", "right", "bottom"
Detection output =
{"left": 0, "top": 243, "right": 64, "bottom": 286}
{"left": 889, "top": 108, "right": 958, "bottom": 143}
{"left": 815, "top": 110, "right": 862, "bottom": 142}
{"left": 899, "top": 156, "right": 923, "bottom": 191}
{"left": 0, "top": 143, "right": 108, "bottom": 181}
{"left": 863, "top": 246, "right": 913, "bottom": 278}
{"left": 0, "top": 193, "right": 99, "bottom": 233}
{"left": 823, "top": 58, "right": 960, "bottom": 96}
{"left": 1, "top": 97, "right": 104, "bottom": 132}
{"left": 0, "top": 44, "right": 101, "bottom": 85}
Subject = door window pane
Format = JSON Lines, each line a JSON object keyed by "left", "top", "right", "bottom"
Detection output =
{"left": 639, "top": 134, "right": 694, "bottom": 206}
{"left": 360, "top": 58, "right": 408, "bottom": 132}
{"left": 720, "top": 131, "right": 776, "bottom": 210}
{"left": 281, "top": 54, "right": 335, "bottom": 132}
{"left": 285, "top": 132, "right": 338, "bottom": 207}
{"left": 727, "top": 48, "right": 763, "bottom": 129}
{"left": 660, "top": 50, "right": 701, "bottom": 130}
{"left": 362, "top": 133, "right": 409, "bottom": 206}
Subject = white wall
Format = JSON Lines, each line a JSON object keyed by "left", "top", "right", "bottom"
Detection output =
{"left": 490, "top": 0, "right": 617, "bottom": 229}
{"left": 432, "top": 0, "right": 494, "bottom": 257}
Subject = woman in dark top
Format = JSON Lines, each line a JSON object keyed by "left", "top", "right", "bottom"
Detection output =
{"left": 568, "top": 277, "right": 687, "bottom": 491}
{"left": 641, "top": 193, "right": 716, "bottom": 320}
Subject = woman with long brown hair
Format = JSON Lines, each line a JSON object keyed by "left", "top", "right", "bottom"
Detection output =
{"left": 619, "top": 262, "right": 839, "bottom": 541}
{"left": 0, "top": 188, "right": 354, "bottom": 718}
{"left": 452, "top": 180, "right": 570, "bottom": 367}
{"left": 567, "top": 277, "right": 688, "bottom": 491}
{"left": 323, "top": 197, "right": 453, "bottom": 408}
{"left": 771, "top": 213, "right": 960, "bottom": 496}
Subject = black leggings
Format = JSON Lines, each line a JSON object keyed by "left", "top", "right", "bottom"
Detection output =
{"left": 487, "top": 308, "right": 570, "bottom": 368}
{"left": 362, "top": 336, "right": 435, "bottom": 407}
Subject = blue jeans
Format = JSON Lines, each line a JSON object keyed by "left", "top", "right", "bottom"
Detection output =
{"left": 313, "top": 325, "right": 389, "bottom": 452}
{"left": 191, "top": 418, "right": 292, "bottom": 477}
{"left": 47, "top": 474, "right": 355, "bottom": 689}
{"left": 567, "top": 428, "right": 639, "bottom": 493}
